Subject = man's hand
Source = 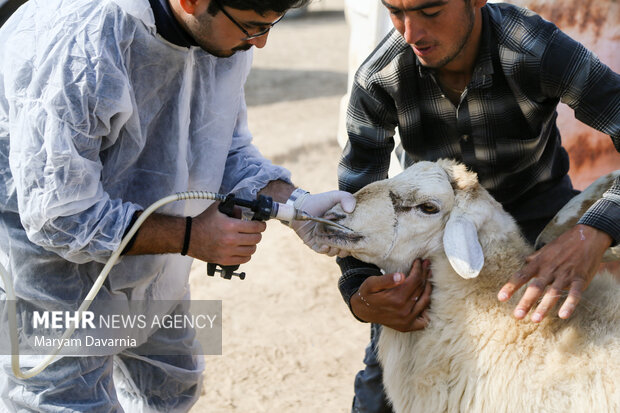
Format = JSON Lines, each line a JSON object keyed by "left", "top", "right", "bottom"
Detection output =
{"left": 291, "top": 190, "right": 356, "bottom": 257}
{"left": 498, "top": 224, "right": 612, "bottom": 322}
{"left": 189, "top": 201, "right": 266, "bottom": 265}
{"left": 351, "top": 259, "right": 432, "bottom": 332}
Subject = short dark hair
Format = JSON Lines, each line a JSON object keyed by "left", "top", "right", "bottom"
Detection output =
{"left": 207, "top": 0, "right": 311, "bottom": 16}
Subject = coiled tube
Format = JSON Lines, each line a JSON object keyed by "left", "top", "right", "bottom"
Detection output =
{"left": 0, "top": 191, "right": 223, "bottom": 379}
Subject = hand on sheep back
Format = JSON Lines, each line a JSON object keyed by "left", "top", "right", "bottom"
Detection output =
{"left": 498, "top": 224, "right": 613, "bottom": 322}
{"left": 351, "top": 259, "right": 432, "bottom": 332}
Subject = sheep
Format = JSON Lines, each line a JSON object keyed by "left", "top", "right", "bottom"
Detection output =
{"left": 535, "top": 171, "right": 620, "bottom": 261}
{"left": 315, "top": 159, "right": 620, "bottom": 413}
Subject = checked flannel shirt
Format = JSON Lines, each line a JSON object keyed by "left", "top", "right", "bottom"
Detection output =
{"left": 337, "top": 3, "right": 620, "bottom": 307}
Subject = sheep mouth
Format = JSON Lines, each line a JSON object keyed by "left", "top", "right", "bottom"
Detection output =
{"left": 310, "top": 211, "right": 362, "bottom": 243}
{"left": 315, "top": 222, "right": 364, "bottom": 243}
{"left": 308, "top": 216, "right": 353, "bottom": 233}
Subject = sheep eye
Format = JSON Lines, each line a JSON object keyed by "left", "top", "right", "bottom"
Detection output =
{"left": 418, "top": 203, "right": 439, "bottom": 214}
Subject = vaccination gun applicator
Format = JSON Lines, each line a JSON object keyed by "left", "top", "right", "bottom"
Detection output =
{"left": 0, "top": 189, "right": 351, "bottom": 380}
{"left": 206, "top": 193, "right": 351, "bottom": 280}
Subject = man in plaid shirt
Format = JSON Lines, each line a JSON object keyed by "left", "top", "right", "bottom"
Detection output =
{"left": 337, "top": 1, "right": 620, "bottom": 411}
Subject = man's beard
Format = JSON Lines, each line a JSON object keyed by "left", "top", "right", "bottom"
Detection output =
{"left": 232, "top": 43, "right": 253, "bottom": 53}
{"left": 190, "top": 10, "right": 254, "bottom": 58}
{"left": 422, "top": 8, "right": 475, "bottom": 69}
{"left": 202, "top": 43, "right": 251, "bottom": 57}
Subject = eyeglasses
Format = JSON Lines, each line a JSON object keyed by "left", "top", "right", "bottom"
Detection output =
{"left": 213, "top": 0, "right": 285, "bottom": 40}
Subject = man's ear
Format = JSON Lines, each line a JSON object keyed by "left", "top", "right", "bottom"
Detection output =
{"left": 178, "top": 0, "right": 200, "bottom": 15}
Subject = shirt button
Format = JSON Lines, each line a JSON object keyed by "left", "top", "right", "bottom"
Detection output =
{"left": 461, "top": 134, "right": 469, "bottom": 142}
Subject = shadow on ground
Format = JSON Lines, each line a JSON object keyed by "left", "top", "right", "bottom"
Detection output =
{"left": 283, "top": 9, "right": 345, "bottom": 23}
{"left": 245, "top": 68, "right": 347, "bottom": 106}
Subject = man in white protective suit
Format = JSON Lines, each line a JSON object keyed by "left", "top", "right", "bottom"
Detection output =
{"left": 0, "top": 0, "right": 354, "bottom": 411}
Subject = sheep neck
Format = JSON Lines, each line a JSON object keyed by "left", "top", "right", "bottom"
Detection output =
{"left": 433, "top": 228, "right": 532, "bottom": 304}
{"left": 378, "top": 225, "right": 531, "bottom": 294}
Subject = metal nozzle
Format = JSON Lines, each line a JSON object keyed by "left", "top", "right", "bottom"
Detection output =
{"left": 296, "top": 212, "right": 353, "bottom": 232}
{"left": 269, "top": 200, "right": 353, "bottom": 231}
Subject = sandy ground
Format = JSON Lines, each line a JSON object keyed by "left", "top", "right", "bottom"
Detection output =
{"left": 189, "top": 2, "right": 370, "bottom": 412}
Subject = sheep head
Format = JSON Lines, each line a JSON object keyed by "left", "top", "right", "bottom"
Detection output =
{"left": 317, "top": 159, "right": 521, "bottom": 277}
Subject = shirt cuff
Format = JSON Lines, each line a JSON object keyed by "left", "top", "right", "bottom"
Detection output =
{"left": 577, "top": 197, "right": 620, "bottom": 246}
{"left": 337, "top": 256, "right": 382, "bottom": 322}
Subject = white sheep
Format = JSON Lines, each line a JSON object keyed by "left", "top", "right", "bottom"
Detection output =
{"left": 316, "top": 159, "right": 620, "bottom": 413}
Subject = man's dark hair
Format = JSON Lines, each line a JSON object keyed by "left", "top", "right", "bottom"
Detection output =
{"left": 207, "top": 0, "right": 311, "bottom": 16}
{"left": 0, "top": 0, "right": 28, "bottom": 27}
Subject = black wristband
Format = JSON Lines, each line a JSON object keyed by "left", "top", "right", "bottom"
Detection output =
{"left": 121, "top": 211, "right": 143, "bottom": 255}
{"left": 181, "top": 216, "right": 192, "bottom": 256}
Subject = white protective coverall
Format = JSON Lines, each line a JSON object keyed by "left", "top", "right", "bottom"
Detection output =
{"left": 0, "top": 0, "right": 291, "bottom": 411}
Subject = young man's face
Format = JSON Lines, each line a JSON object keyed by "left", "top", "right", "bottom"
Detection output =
{"left": 181, "top": 1, "right": 283, "bottom": 57}
{"left": 382, "top": 0, "right": 486, "bottom": 70}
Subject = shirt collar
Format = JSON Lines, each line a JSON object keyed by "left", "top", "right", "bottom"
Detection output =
{"left": 148, "top": 0, "right": 198, "bottom": 48}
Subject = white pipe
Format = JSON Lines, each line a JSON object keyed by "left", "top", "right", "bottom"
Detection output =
{"left": 0, "top": 191, "right": 224, "bottom": 379}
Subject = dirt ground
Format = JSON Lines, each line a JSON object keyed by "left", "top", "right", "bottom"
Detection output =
{"left": 189, "top": 2, "right": 371, "bottom": 412}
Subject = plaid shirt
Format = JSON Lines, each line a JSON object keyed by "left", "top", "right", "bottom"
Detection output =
{"left": 337, "top": 3, "right": 620, "bottom": 306}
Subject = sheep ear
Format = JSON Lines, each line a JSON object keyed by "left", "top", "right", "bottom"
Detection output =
{"left": 443, "top": 214, "right": 484, "bottom": 279}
